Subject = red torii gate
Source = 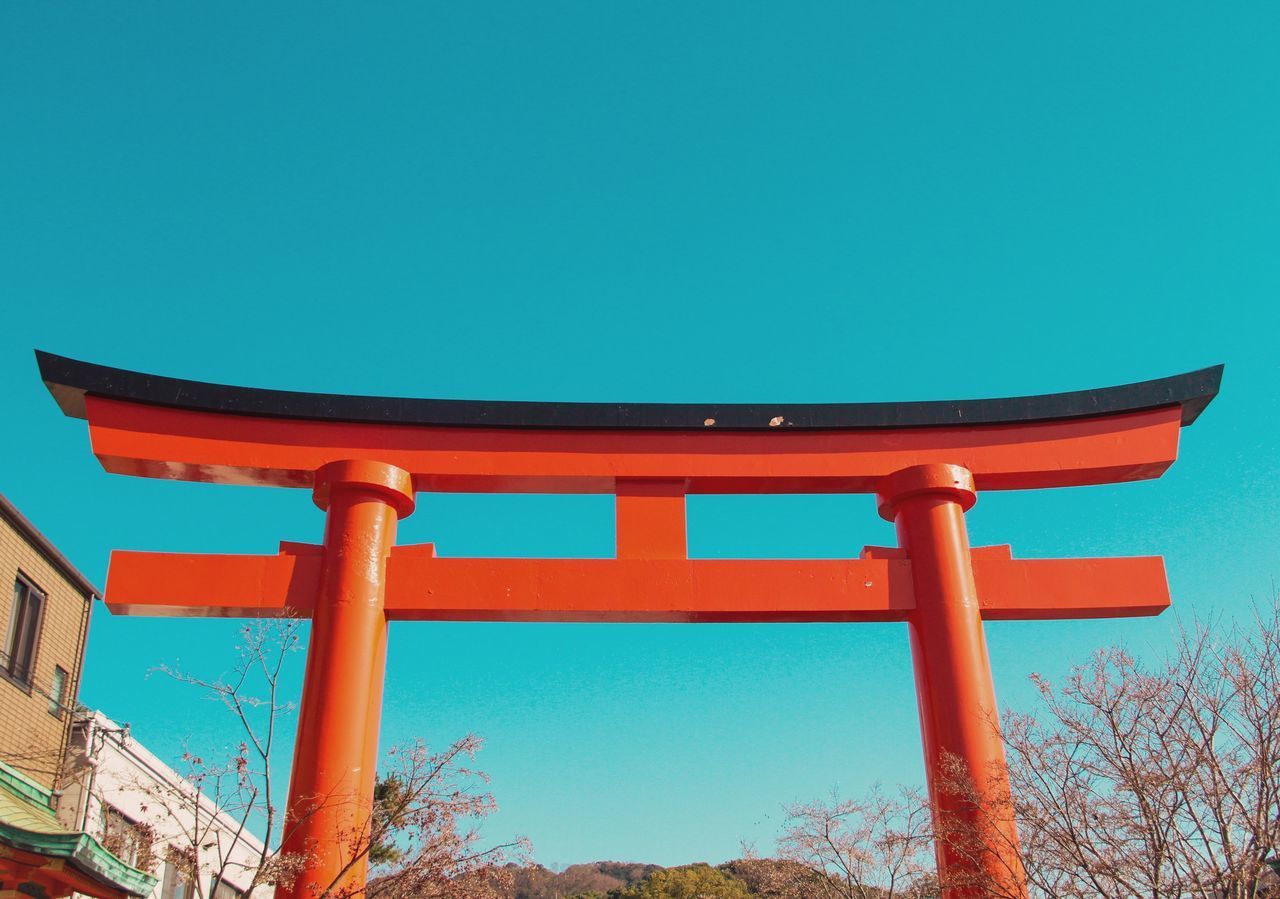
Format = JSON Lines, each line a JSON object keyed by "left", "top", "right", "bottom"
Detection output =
{"left": 37, "top": 351, "right": 1222, "bottom": 899}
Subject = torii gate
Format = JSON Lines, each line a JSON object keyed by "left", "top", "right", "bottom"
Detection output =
{"left": 37, "top": 351, "right": 1222, "bottom": 899}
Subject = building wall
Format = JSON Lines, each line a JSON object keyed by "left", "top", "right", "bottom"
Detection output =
{"left": 0, "top": 502, "right": 91, "bottom": 792}
{"left": 62, "top": 712, "right": 272, "bottom": 899}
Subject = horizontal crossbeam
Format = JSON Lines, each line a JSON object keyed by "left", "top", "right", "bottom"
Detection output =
{"left": 105, "top": 544, "right": 1170, "bottom": 623}
{"left": 37, "top": 351, "right": 1222, "bottom": 494}
{"left": 79, "top": 397, "right": 1185, "bottom": 493}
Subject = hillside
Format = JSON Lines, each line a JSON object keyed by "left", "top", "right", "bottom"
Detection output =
{"left": 489, "top": 858, "right": 832, "bottom": 898}
{"left": 503, "top": 861, "right": 662, "bottom": 897}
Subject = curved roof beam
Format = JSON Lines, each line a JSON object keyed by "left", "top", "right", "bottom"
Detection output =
{"left": 37, "top": 351, "right": 1222, "bottom": 432}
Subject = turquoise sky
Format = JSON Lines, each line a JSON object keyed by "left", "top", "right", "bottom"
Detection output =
{"left": 2, "top": 2, "right": 1277, "bottom": 868}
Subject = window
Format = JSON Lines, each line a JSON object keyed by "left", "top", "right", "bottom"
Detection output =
{"left": 49, "top": 665, "right": 67, "bottom": 717}
{"left": 211, "top": 876, "right": 243, "bottom": 899}
{"left": 161, "top": 860, "right": 196, "bottom": 899}
{"left": 101, "top": 805, "right": 153, "bottom": 870}
{"left": 2, "top": 575, "right": 45, "bottom": 686}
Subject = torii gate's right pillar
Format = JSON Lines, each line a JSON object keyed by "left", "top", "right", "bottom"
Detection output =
{"left": 879, "top": 464, "right": 1028, "bottom": 898}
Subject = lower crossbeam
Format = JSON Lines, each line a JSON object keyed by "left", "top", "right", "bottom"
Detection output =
{"left": 105, "top": 545, "right": 1170, "bottom": 623}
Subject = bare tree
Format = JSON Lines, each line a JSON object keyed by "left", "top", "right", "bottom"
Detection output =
{"left": 141, "top": 619, "right": 525, "bottom": 899}
{"left": 355, "top": 735, "right": 529, "bottom": 899}
{"left": 148, "top": 618, "right": 306, "bottom": 897}
{"left": 936, "top": 602, "right": 1280, "bottom": 898}
{"left": 776, "top": 785, "right": 938, "bottom": 899}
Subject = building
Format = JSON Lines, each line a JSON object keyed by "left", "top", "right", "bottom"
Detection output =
{"left": 0, "top": 493, "right": 95, "bottom": 793}
{"left": 0, "top": 759, "right": 156, "bottom": 899}
{"left": 0, "top": 492, "right": 156, "bottom": 899}
{"left": 0, "top": 492, "right": 271, "bottom": 899}
{"left": 60, "top": 711, "right": 271, "bottom": 899}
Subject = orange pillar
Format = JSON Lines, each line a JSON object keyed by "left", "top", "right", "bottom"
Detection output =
{"left": 277, "top": 461, "right": 414, "bottom": 899}
{"left": 358, "top": 615, "right": 389, "bottom": 846}
{"left": 877, "top": 464, "right": 1026, "bottom": 899}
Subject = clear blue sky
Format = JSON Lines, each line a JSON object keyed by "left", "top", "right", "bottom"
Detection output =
{"left": 1, "top": 1, "right": 1277, "bottom": 869}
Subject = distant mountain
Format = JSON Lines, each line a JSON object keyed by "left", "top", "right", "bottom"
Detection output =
{"left": 491, "top": 858, "right": 826, "bottom": 898}
{"left": 371, "top": 857, "right": 848, "bottom": 898}
{"left": 501, "top": 861, "right": 662, "bottom": 897}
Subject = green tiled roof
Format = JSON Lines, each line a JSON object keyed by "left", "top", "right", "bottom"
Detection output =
{"left": 0, "top": 760, "right": 157, "bottom": 898}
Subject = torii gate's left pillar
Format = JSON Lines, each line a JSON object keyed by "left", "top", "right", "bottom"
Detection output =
{"left": 277, "top": 461, "right": 415, "bottom": 899}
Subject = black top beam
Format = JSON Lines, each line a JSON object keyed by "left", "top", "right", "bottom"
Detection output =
{"left": 36, "top": 350, "right": 1222, "bottom": 432}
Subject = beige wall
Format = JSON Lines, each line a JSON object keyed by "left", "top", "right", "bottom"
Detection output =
{"left": 0, "top": 513, "right": 90, "bottom": 791}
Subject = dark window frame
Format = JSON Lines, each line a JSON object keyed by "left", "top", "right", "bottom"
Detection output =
{"left": 2, "top": 572, "right": 46, "bottom": 691}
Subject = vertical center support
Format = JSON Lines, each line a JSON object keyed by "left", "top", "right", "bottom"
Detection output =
{"left": 877, "top": 464, "right": 1026, "bottom": 898}
{"left": 616, "top": 479, "right": 687, "bottom": 559}
{"left": 277, "top": 460, "right": 415, "bottom": 899}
